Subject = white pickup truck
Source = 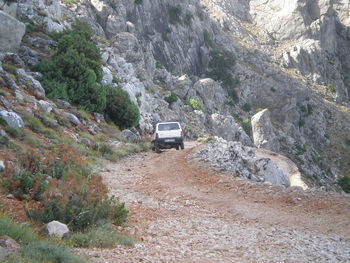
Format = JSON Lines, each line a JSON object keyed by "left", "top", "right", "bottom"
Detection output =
{"left": 151, "top": 122, "right": 184, "bottom": 153}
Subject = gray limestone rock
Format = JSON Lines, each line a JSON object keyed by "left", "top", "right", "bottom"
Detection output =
{"left": 195, "top": 141, "right": 290, "bottom": 187}
{"left": 63, "top": 112, "right": 81, "bottom": 126}
{"left": 37, "top": 100, "right": 54, "bottom": 113}
{"left": 93, "top": 112, "right": 106, "bottom": 123}
{"left": 0, "top": 110, "right": 25, "bottom": 129}
{"left": 16, "top": 69, "right": 46, "bottom": 99}
{"left": 251, "top": 109, "right": 280, "bottom": 152}
{"left": 120, "top": 129, "right": 140, "bottom": 143}
{"left": 0, "top": 11, "right": 26, "bottom": 52}
{"left": 54, "top": 99, "right": 71, "bottom": 109}
{"left": 0, "top": 160, "right": 4, "bottom": 172}
{"left": 46, "top": 221, "right": 69, "bottom": 238}
{"left": 210, "top": 113, "right": 252, "bottom": 146}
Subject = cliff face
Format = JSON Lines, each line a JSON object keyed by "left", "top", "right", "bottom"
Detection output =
{"left": 0, "top": 0, "right": 349, "bottom": 190}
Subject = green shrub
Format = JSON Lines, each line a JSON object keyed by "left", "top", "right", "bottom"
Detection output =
{"left": 207, "top": 49, "right": 238, "bottom": 100}
{"left": 23, "top": 116, "right": 46, "bottom": 134}
{"left": 184, "top": 13, "right": 193, "bottom": 26}
{"left": 3, "top": 63, "right": 17, "bottom": 74}
{"left": 0, "top": 213, "right": 38, "bottom": 244}
{"left": 241, "top": 103, "right": 251, "bottom": 112}
{"left": 134, "top": 0, "right": 143, "bottom": 4}
{"left": 326, "top": 84, "right": 335, "bottom": 93}
{"left": 241, "top": 119, "right": 252, "bottom": 137}
{"left": 338, "top": 176, "right": 350, "bottom": 193}
{"left": 105, "top": 86, "right": 140, "bottom": 129}
{"left": 0, "top": 116, "right": 7, "bottom": 126}
{"left": 33, "top": 20, "right": 106, "bottom": 113}
{"left": 164, "top": 92, "right": 178, "bottom": 104}
{"left": 203, "top": 30, "right": 214, "bottom": 48}
{"left": 20, "top": 241, "right": 85, "bottom": 263}
{"left": 23, "top": 135, "right": 41, "bottom": 147}
{"left": 155, "top": 61, "right": 163, "bottom": 69}
{"left": 26, "top": 197, "right": 128, "bottom": 231}
{"left": 112, "top": 76, "right": 122, "bottom": 84}
{"left": 169, "top": 5, "right": 182, "bottom": 24}
{"left": 66, "top": 225, "right": 119, "bottom": 248}
{"left": 185, "top": 99, "right": 201, "bottom": 111}
{"left": 5, "top": 126, "right": 25, "bottom": 139}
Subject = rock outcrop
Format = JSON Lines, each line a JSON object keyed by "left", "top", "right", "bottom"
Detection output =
{"left": 0, "top": 110, "right": 25, "bottom": 129}
{"left": 195, "top": 140, "right": 290, "bottom": 187}
{"left": 0, "top": 11, "right": 25, "bottom": 52}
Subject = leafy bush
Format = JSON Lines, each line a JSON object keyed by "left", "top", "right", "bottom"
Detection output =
{"left": 155, "top": 61, "right": 163, "bottom": 69}
{"left": 33, "top": 20, "right": 106, "bottom": 113}
{"left": 241, "top": 119, "right": 252, "bottom": 137}
{"left": 169, "top": 5, "right": 182, "bottom": 24}
{"left": 185, "top": 99, "right": 201, "bottom": 111}
{"left": 241, "top": 103, "right": 251, "bottom": 112}
{"left": 164, "top": 92, "right": 178, "bottom": 104}
{"left": 26, "top": 194, "right": 128, "bottom": 231}
{"left": 105, "top": 86, "right": 140, "bottom": 129}
{"left": 326, "top": 84, "right": 335, "bottom": 93}
{"left": 338, "top": 176, "right": 350, "bottom": 193}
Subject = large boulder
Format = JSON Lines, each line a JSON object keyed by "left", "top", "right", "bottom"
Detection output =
{"left": 251, "top": 109, "right": 280, "bottom": 152}
{"left": 195, "top": 141, "right": 290, "bottom": 187}
{"left": 63, "top": 113, "right": 81, "bottom": 126}
{"left": 0, "top": 11, "right": 26, "bottom": 52}
{"left": 210, "top": 113, "right": 253, "bottom": 146}
{"left": 0, "top": 110, "right": 25, "bottom": 129}
{"left": 46, "top": 221, "right": 69, "bottom": 238}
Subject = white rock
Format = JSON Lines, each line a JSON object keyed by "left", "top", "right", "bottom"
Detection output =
{"left": 46, "top": 221, "right": 69, "bottom": 238}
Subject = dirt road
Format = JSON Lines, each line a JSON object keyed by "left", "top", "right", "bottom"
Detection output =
{"left": 78, "top": 142, "right": 350, "bottom": 262}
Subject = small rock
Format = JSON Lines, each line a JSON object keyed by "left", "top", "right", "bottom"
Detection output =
{"left": 120, "top": 129, "right": 140, "bottom": 143}
{"left": 38, "top": 100, "right": 54, "bottom": 113}
{"left": 6, "top": 194, "right": 14, "bottom": 199}
{"left": 16, "top": 69, "right": 45, "bottom": 99}
{"left": 93, "top": 112, "right": 106, "bottom": 123}
{"left": 134, "top": 243, "right": 143, "bottom": 249}
{"left": 79, "top": 137, "right": 92, "bottom": 147}
{"left": 0, "top": 236, "right": 20, "bottom": 251}
{"left": 53, "top": 99, "right": 71, "bottom": 109}
{"left": 0, "top": 160, "right": 4, "bottom": 172}
{"left": 46, "top": 221, "right": 69, "bottom": 238}
{"left": 0, "top": 110, "right": 25, "bottom": 129}
{"left": 0, "top": 96, "right": 12, "bottom": 110}
{"left": 63, "top": 112, "right": 81, "bottom": 126}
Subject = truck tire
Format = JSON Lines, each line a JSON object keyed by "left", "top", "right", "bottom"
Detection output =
{"left": 180, "top": 142, "right": 184, "bottom": 150}
{"left": 176, "top": 145, "right": 179, "bottom": 150}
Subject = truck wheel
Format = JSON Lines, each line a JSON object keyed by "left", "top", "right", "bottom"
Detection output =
{"left": 180, "top": 143, "right": 184, "bottom": 150}
{"left": 176, "top": 145, "right": 179, "bottom": 150}
{"left": 155, "top": 145, "right": 161, "bottom": 153}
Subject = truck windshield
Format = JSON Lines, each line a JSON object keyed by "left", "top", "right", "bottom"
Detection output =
{"left": 158, "top": 123, "right": 180, "bottom": 131}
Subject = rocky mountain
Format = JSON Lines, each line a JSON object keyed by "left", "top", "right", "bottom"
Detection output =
{"left": 0, "top": 0, "right": 349, "bottom": 190}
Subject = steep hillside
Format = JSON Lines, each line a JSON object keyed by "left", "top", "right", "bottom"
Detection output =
{"left": 0, "top": 0, "right": 349, "bottom": 191}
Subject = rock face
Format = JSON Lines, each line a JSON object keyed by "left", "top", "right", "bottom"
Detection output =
{"left": 0, "top": 11, "right": 26, "bottom": 52}
{"left": 251, "top": 109, "right": 280, "bottom": 152}
{"left": 195, "top": 140, "right": 290, "bottom": 187}
{"left": 0, "top": 110, "right": 25, "bottom": 129}
{"left": 46, "top": 221, "right": 69, "bottom": 238}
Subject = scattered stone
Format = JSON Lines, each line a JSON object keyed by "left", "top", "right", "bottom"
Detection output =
{"left": 16, "top": 69, "right": 46, "bottom": 99}
{"left": 0, "top": 69, "right": 18, "bottom": 91}
{"left": 0, "top": 129, "right": 9, "bottom": 146}
{"left": 2, "top": 53, "right": 25, "bottom": 68}
{"left": 0, "top": 96, "right": 12, "bottom": 111}
{"left": 79, "top": 137, "right": 92, "bottom": 147}
{"left": 38, "top": 100, "right": 54, "bottom": 113}
{"left": 18, "top": 46, "right": 39, "bottom": 66}
{"left": 0, "top": 160, "right": 4, "bottom": 172}
{"left": 93, "top": 112, "right": 106, "bottom": 123}
{"left": 120, "top": 129, "right": 140, "bottom": 143}
{"left": 54, "top": 99, "right": 71, "bottom": 109}
{"left": 0, "top": 236, "right": 20, "bottom": 251}
{"left": 46, "top": 221, "right": 69, "bottom": 238}
{"left": 63, "top": 112, "right": 81, "bottom": 126}
{"left": 134, "top": 243, "right": 143, "bottom": 249}
{"left": 0, "top": 110, "right": 25, "bottom": 129}
{"left": 88, "top": 125, "right": 98, "bottom": 135}
{"left": 6, "top": 194, "right": 14, "bottom": 199}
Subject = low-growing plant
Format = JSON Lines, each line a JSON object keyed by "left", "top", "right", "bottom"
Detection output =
{"left": 23, "top": 115, "right": 46, "bottom": 134}
{"left": 169, "top": 5, "right": 182, "bottom": 24}
{"left": 66, "top": 225, "right": 119, "bottom": 248}
{"left": 164, "top": 92, "right": 178, "bottom": 104}
{"left": 241, "top": 103, "right": 251, "bottom": 112}
{"left": 4, "top": 126, "right": 26, "bottom": 139}
{"left": 3, "top": 63, "right": 17, "bottom": 74}
{"left": 338, "top": 176, "right": 350, "bottom": 193}
{"left": 185, "top": 99, "right": 201, "bottom": 111}
{"left": 241, "top": 119, "right": 252, "bottom": 137}
{"left": 326, "top": 84, "right": 335, "bottom": 93}
{"left": 155, "top": 61, "right": 163, "bottom": 69}
{"left": 23, "top": 135, "right": 41, "bottom": 147}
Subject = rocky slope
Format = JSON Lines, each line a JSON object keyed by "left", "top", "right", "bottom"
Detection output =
{"left": 0, "top": 0, "right": 349, "bottom": 190}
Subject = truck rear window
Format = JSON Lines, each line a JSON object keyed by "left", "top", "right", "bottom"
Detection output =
{"left": 158, "top": 123, "right": 180, "bottom": 131}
